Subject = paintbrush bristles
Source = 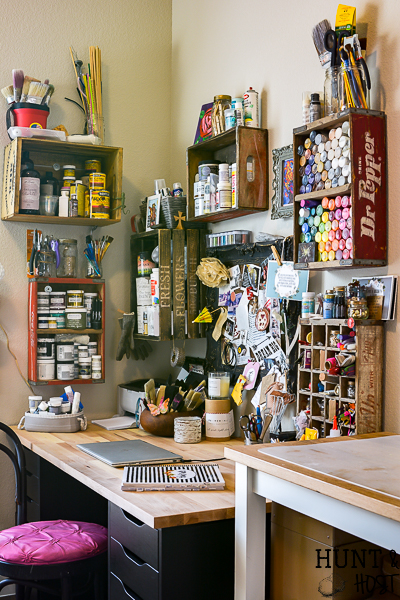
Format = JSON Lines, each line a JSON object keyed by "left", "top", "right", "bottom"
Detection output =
{"left": 27, "top": 82, "right": 49, "bottom": 104}
{"left": 1, "top": 85, "right": 14, "bottom": 104}
{"left": 12, "top": 69, "right": 24, "bottom": 102}
{"left": 20, "top": 76, "right": 40, "bottom": 102}
{"left": 312, "top": 19, "right": 332, "bottom": 55}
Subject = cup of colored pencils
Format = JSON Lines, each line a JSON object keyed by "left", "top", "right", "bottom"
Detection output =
{"left": 69, "top": 46, "right": 103, "bottom": 143}
{"left": 84, "top": 235, "right": 113, "bottom": 278}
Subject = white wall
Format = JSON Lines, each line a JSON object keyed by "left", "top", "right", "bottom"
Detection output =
{"left": 0, "top": 0, "right": 172, "bottom": 535}
{"left": 171, "top": 0, "right": 400, "bottom": 431}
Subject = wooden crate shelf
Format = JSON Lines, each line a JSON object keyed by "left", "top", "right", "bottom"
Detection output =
{"left": 186, "top": 125, "right": 268, "bottom": 222}
{"left": 28, "top": 278, "right": 105, "bottom": 386}
{"left": 2, "top": 138, "right": 123, "bottom": 223}
{"left": 292, "top": 108, "right": 387, "bottom": 271}
{"left": 130, "top": 228, "right": 205, "bottom": 341}
{"left": 296, "top": 317, "right": 384, "bottom": 437}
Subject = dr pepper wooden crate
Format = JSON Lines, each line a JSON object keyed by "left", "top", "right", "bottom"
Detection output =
{"left": 293, "top": 108, "right": 387, "bottom": 270}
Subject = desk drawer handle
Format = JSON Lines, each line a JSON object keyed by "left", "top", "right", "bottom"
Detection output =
{"left": 114, "top": 538, "right": 157, "bottom": 573}
{"left": 113, "top": 573, "right": 144, "bottom": 600}
{"left": 122, "top": 509, "right": 145, "bottom": 528}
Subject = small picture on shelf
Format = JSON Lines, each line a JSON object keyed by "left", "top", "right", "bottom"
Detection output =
{"left": 146, "top": 194, "right": 161, "bottom": 231}
{"left": 271, "top": 144, "right": 294, "bottom": 220}
{"left": 193, "top": 102, "right": 213, "bottom": 145}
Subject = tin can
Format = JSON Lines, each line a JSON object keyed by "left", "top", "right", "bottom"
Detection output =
{"left": 85, "top": 159, "right": 102, "bottom": 173}
{"left": 63, "top": 165, "right": 76, "bottom": 178}
{"left": 84, "top": 189, "right": 90, "bottom": 217}
{"left": 91, "top": 190, "right": 110, "bottom": 219}
{"left": 243, "top": 87, "right": 259, "bottom": 128}
{"left": 231, "top": 98, "right": 244, "bottom": 126}
{"left": 89, "top": 172, "right": 106, "bottom": 190}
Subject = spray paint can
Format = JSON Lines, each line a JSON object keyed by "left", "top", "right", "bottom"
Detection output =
{"left": 243, "top": 87, "right": 259, "bottom": 128}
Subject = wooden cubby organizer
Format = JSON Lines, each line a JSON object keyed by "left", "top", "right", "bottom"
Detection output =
{"left": 130, "top": 228, "right": 206, "bottom": 341}
{"left": 186, "top": 125, "right": 268, "bottom": 223}
{"left": 2, "top": 137, "right": 123, "bottom": 225}
{"left": 296, "top": 317, "right": 383, "bottom": 438}
{"left": 293, "top": 108, "right": 387, "bottom": 270}
{"left": 28, "top": 278, "right": 105, "bottom": 386}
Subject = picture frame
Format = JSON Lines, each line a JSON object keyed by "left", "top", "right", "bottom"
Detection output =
{"left": 271, "top": 144, "right": 294, "bottom": 220}
{"left": 146, "top": 194, "right": 161, "bottom": 231}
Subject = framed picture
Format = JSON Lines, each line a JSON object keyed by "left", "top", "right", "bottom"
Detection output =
{"left": 271, "top": 144, "right": 294, "bottom": 220}
{"left": 146, "top": 194, "right": 161, "bottom": 231}
{"left": 193, "top": 102, "right": 213, "bottom": 145}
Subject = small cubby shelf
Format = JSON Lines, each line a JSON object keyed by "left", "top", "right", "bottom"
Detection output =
{"left": 296, "top": 317, "right": 384, "bottom": 437}
{"left": 28, "top": 278, "right": 105, "bottom": 386}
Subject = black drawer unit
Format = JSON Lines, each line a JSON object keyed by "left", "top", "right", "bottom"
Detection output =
{"left": 109, "top": 503, "right": 235, "bottom": 600}
{"left": 23, "top": 447, "right": 107, "bottom": 526}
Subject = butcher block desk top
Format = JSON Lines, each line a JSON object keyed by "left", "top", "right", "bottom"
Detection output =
{"left": 13, "top": 424, "right": 271, "bottom": 530}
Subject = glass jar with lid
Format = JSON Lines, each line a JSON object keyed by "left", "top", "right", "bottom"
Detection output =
{"left": 348, "top": 297, "right": 369, "bottom": 320}
{"left": 211, "top": 95, "right": 231, "bottom": 136}
{"left": 57, "top": 239, "right": 77, "bottom": 278}
{"left": 347, "top": 381, "right": 356, "bottom": 399}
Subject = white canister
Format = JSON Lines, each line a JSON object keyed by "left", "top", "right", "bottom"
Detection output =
{"left": 37, "top": 292, "right": 50, "bottom": 307}
{"left": 29, "top": 395, "right": 42, "bottom": 413}
{"left": 194, "top": 179, "right": 205, "bottom": 217}
{"left": 136, "top": 277, "right": 152, "bottom": 306}
{"left": 57, "top": 342, "right": 74, "bottom": 361}
{"left": 91, "top": 355, "right": 102, "bottom": 379}
{"left": 37, "top": 359, "right": 55, "bottom": 381}
{"left": 78, "top": 345, "right": 89, "bottom": 359}
{"left": 88, "top": 341, "right": 98, "bottom": 356}
{"left": 56, "top": 362, "right": 75, "bottom": 380}
{"left": 151, "top": 268, "right": 159, "bottom": 305}
{"left": 218, "top": 163, "right": 230, "bottom": 183}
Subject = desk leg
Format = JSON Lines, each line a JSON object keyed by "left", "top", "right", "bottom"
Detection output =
{"left": 235, "top": 463, "right": 266, "bottom": 600}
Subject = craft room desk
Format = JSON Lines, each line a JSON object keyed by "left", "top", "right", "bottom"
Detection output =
{"left": 225, "top": 433, "right": 400, "bottom": 600}
{"left": 12, "top": 425, "right": 271, "bottom": 600}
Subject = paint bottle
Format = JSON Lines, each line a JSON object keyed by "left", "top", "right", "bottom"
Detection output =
{"left": 172, "top": 182, "right": 183, "bottom": 197}
{"left": 309, "top": 93, "right": 321, "bottom": 122}
{"left": 323, "top": 290, "right": 334, "bottom": 319}
{"left": 243, "top": 87, "right": 259, "bottom": 128}
{"left": 19, "top": 158, "right": 40, "bottom": 215}
{"left": 231, "top": 98, "right": 244, "bottom": 126}
{"left": 302, "top": 292, "right": 315, "bottom": 318}
{"left": 204, "top": 176, "right": 211, "bottom": 213}
{"left": 302, "top": 92, "right": 311, "bottom": 125}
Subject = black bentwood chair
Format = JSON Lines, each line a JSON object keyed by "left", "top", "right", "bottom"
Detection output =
{"left": 0, "top": 423, "right": 107, "bottom": 599}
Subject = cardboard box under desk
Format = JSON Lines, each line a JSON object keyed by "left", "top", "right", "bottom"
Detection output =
{"left": 271, "top": 503, "right": 383, "bottom": 600}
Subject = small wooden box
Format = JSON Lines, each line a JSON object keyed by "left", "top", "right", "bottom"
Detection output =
{"left": 293, "top": 108, "right": 387, "bottom": 270}
{"left": 2, "top": 137, "right": 123, "bottom": 225}
{"left": 186, "top": 126, "right": 268, "bottom": 223}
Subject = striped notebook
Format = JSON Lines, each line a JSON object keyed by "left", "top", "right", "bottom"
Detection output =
{"left": 121, "top": 463, "right": 225, "bottom": 491}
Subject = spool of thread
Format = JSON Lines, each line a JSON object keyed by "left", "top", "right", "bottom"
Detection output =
{"left": 325, "top": 357, "right": 338, "bottom": 370}
{"left": 174, "top": 417, "right": 202, "bottom": 444}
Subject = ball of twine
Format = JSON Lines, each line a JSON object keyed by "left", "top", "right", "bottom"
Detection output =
{"left": 174, "top": 416, "right": 202, "bottom": 444}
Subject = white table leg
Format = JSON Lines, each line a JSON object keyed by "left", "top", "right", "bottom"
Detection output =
{"left": 235, "top": 462, "right": 266, "bottom": 600}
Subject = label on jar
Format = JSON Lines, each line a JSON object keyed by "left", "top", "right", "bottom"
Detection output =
{"left": 20, "top": 177, "right": 40, "bottom": 210}
{"left": 208, "top": 379, "right": 221, "bottom": 397}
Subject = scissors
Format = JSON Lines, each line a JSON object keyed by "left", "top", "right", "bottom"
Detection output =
{"left": 324, "top": 29, "right": 338, "bottom": 68}
{"left": 239, "top": 415, "right": 258, "bottom": 442}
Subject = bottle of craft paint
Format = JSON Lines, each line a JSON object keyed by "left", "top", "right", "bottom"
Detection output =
{"left": 302, "top": 292, "right": 315, "bottom": 318}
{"left": 309, "top": 93, "right": 321, "bottom": 122}
{"left": 19, "top": 158, "right": 40, "bottom": 215}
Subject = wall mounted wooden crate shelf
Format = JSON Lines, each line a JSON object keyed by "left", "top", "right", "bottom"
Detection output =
{"left": 28, "top": 278, "right": 105, "bottom": 386}
{"left": 186, "top": 126, "right": 268, "bottom": 222}
{"left": 130, "top": 228, "right": 206, "bottom": 341}
{"left": 2, "top": 138, "right": 123, "bottom": 225}
{"left": 293, "top": 108, "right": 387, "bottom": 270}
{"left": 296, "top": 317, "right": 383, "bottom": 438}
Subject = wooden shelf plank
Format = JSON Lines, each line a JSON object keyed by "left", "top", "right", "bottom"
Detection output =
{"left": 295, "top": 183, "right": 351, "bottom": 204}
{"left": 2, "top": 214, "right": 120, "bottom": 226}
{"left": 28, "top": 378, "right": 104, "bottom": 386}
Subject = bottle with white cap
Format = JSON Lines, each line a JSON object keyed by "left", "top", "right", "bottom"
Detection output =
{"left": 172, "top": 182, "right": 183, "bottom": 197}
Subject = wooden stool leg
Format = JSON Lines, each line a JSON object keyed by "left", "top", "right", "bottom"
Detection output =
{"left": 16, "top": 583, "right": 25, "bottom": 600}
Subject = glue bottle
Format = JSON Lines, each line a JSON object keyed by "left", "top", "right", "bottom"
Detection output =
{"left": 329, "top": 415, "right": 341, "bottom": 437}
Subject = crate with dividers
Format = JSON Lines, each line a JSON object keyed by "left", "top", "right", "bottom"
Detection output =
{"left": 292, "top": 108, "right": 387, "bottom": 270}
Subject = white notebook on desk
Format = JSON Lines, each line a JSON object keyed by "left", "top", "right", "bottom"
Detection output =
{"left": 91, "top": 416, "right": 137, "bottom": 430}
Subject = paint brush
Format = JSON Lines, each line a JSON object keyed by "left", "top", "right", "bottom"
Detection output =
{"left": 27, "top": 82, "right": 49, "bottom": 104}
{"left": 20, "top": 76, "right": 40, "bottom": 102}
{"left": 1, "top": 85, "right": 14, "bottom": 104}
{"left": 12, "top": 69, "right": 24, "bottom": 102}
{"left": 312, "top": 20, "right": 332, "bottom": 68}
{"left": 42, "top": 84, "right": 55, "bottom": 105}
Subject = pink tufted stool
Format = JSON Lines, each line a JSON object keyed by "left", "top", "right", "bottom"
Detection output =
{"left": 0, "top": 424, "right": 108, "bottom": 600}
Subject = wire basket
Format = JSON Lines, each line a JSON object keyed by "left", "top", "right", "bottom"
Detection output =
{"left": 161, "top": 196, "right": 187, "bottom": 229}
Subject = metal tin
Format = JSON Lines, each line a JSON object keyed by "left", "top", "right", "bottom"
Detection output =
{"left": 65, "top": 308, "right": 87, "bottom": 330}
{"left": 89, "top": 172, "right": 106, "bottom": 190}
{"left": 67, "top": 290, "right": 84, "bottom": 307}
{"left": 56, "top": 362, "right": 75, "bottom": 380}
{"left": 37, "top": 337, "right": 55, "bottom": 359}
{"left": 56, "top": 342, "right": 74, "bottom": 361}
{"left": 49, "top": 291, "right": 66, "bottom": 308}
{"left": 85, "top": 159, "right": 102, "bottom": 173}
{"left": 90, "top": 190, "right": 110, "bottom": 219}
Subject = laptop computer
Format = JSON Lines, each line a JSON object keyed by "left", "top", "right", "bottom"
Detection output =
{"left": 77, "top": 439, "right": 183, "bottom": 467}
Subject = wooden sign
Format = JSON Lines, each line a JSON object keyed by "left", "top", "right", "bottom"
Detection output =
{"left": 172, "top": 229, "right": 186, "bottom": 340}
{"left": 2, "top": 140, "right": 18, "bottom": 219}
{"left": 186, "top": 229, "right": 200, "bottom": 338}
{"left": 159, "top": 229, "right": 172, "bottom": 339}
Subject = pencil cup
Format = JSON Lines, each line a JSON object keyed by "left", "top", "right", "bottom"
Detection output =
{"left": 174, "top": 416, "right": 202, "bottom": 444}
{"left": 87, "top": 114, "right": 104, "bottom": 144}
{"left": 87, "top": 262, "right": 102, "bottom": 279}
